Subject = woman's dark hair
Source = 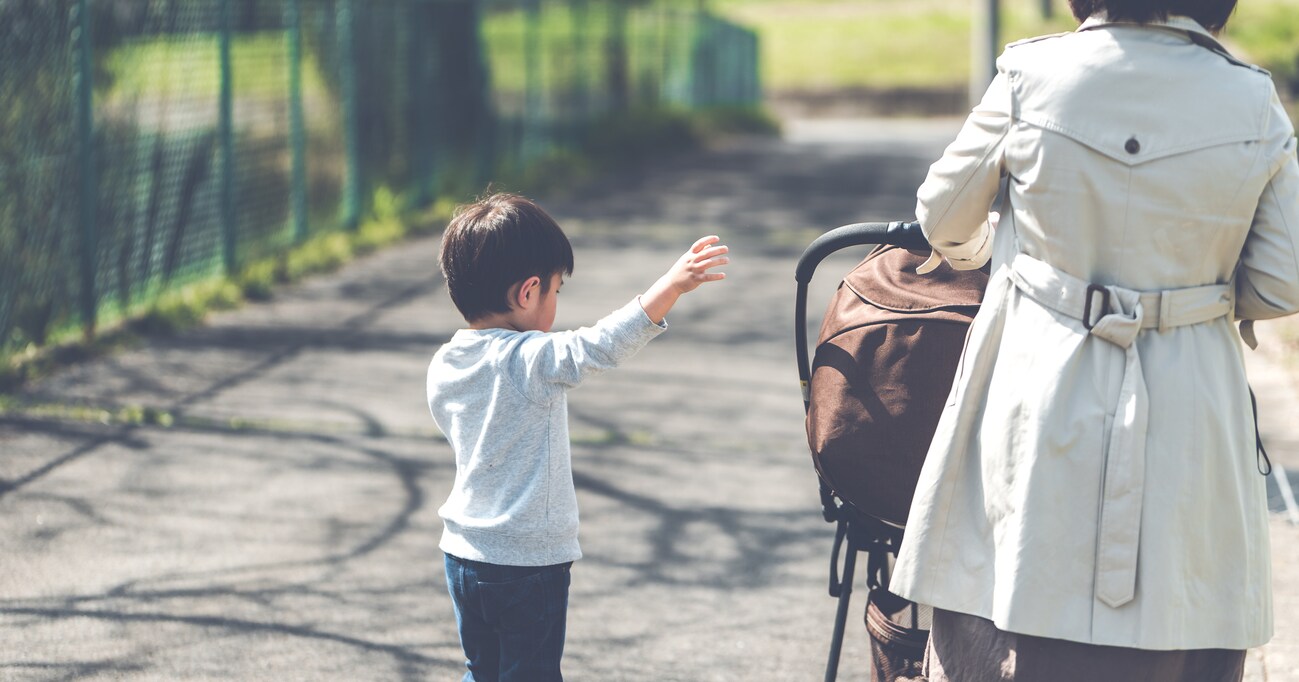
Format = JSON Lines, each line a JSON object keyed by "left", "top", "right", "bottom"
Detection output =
{"left": 1068, "top": 0, "right": 1238, "bottom": 31}
{"left": 439, "top": 192, "right": 574, "bottom": 322}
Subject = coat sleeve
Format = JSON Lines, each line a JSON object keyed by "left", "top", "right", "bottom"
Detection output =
{"left": 915, "top": 72, "right": 1011, "bottom": 272}
{"left": 1237, "top": 89, "right": 1299, "bottom": 322}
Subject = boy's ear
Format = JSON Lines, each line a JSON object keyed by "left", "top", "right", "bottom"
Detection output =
{"left": 514, "top": 276, "right": 542, "bottom": 309}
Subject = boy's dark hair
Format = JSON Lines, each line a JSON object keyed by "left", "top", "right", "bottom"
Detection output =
{"left": 439, "top": 193, "right": 574, "bottom": 322}
{"left": 1068, "top": 0, "right": 1237, "bottom": 31}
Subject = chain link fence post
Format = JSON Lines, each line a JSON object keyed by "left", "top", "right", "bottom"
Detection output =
{"left": 690, "top": 7, "right": 714, "bottom": 107}
{"left": 571, "top": 0, "right": 589, "bottom": 144}
{"left": 606, "top": 0, "right": 629, "bottom": 112}
{"left": 288, "top": 0, "right": 308, "bottom": 243}
{"left": 219, "top": 0, "right": 238, "bottom": 274}
{"left": 411, "top": 2, "right": 437, "bottom": 206}
{"left": 523, "top": 0, "right": 542, "bottom": 164}
{"left": 472, "top": 0, "right": 496, "bottom": 188}
{"left": 73, "top": 0, "right": 98, "bottom": 339}
{"left": 971, "top": 0, "right": 1000, "bottom": 108}
{"left": 338, "top": 0, "right": 360, "bottom": 230}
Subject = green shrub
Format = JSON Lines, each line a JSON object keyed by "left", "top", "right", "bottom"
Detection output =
{"left": 137, "top": 279, "right": 243, "bottom": 335}
{"left": 355, "top": 217, "right": 405, "bottom": 255}
{"left": 691, "top": 105, "right": 782, "bottom": 138}
{"left": 409, "top": 197, "right": 461, "bottom": 235}
{"left": 354, "top": 187, "right": 409, "bottom": 254}
{"left": 282, "top": 233, "right": 353, "bottom": 282}
{"left": 502, "top": 149, "right": 596, "bottom": 197}
{"left": 583, "top": 107, "right": 701, "bottom": 167}
{"left": 238, "top": 261, "right": 278, "bottom": 302}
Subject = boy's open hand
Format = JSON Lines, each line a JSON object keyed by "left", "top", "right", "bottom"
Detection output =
{"left": 639, "top": 236, "right": 729, "bottom": 324}
{"left": 668, "top": 235, "right": 729, "bottom": 293}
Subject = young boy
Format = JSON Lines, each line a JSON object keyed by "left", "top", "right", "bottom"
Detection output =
{"left": 427, "top": 193, "right": 728, "bottom": 681}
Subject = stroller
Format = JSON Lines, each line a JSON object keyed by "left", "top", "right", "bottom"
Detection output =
{"left": 794, "top": 221, "right": 988, "bottom": 682}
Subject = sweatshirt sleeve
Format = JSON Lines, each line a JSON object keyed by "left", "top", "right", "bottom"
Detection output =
{"left": 505, "top": 298, "right": 668, "bottom": 403}
{"left": 915, "top": 71, "right": 1011, "bottom": 273}
{"left": 1236, "top": 89, "right": 1299, "bottom": 322}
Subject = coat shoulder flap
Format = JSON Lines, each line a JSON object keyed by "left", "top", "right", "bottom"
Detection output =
{"left": 1004, "top": 31, "right": 1071, "bottom": 50}
{"left": 1000, "top": 30, "right": 1274, "bottom": 165}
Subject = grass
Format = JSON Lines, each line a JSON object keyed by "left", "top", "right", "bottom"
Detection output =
{"left": 714, "top": 0, "right": 1075, "bottom": 91}
{"left": 96, "top": 2, "right": 1299, "bottom": 103}
{"left": 103, "top": 32, "right": 330, "bottom": 103}
{"left": 714, "top": 0, "right": 1299, "bottom": 95}
{"left": 0, "top": 393, "right": 450, "bottom": 441}
{"left": 103, "top": 7, "right": 699, "bottom": 103}
{"left": 479, "top": 2, "right": 738, "bottom": 109}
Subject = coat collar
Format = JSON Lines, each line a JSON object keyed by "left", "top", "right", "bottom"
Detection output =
{"left": 1077, "top": 14, "right": 1228, "bottom": 53}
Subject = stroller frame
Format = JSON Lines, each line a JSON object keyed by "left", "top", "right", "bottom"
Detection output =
{"left": 794, "top": 221, "right": 929, "bottom": 682}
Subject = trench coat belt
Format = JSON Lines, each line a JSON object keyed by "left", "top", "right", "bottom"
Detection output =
{"left": 1009, "top": 253, "right": 1234, "bottom": 608}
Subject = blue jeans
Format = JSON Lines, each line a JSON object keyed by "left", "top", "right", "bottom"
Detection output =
{"left": 444, "top": 553, "right": 572, "bottom": 682}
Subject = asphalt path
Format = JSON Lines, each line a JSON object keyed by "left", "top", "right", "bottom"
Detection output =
{"left": 3, "top": 118, "right": 1297, "bottom": 681}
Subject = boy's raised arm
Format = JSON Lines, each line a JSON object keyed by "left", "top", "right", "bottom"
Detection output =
{"left": 508, "top": 236, "right": 728, "bottom": 400}
{"left": 639, "top": 235, "right": 729, "bottom": 324}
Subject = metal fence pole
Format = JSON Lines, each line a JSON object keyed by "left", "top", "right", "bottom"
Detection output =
{"left": 339, "top": 0, "right": 361, "bottom": 229}
{"left": 473, "top": 0, "right": 496, "bottom": 187}
{"left": 74, "top": 0, "right": 97, "bottom": 338}
{"left": 287, "top": 0, "right": 308, "bottom": 242}
{"left": 722, "top": 22, "right": 737, "bottom": 104}
{"left": 667, "top": 8, "right": 684, "bottom": 106}
{"left": 970, "top": 0, "right": 1000, "bottom": 108}
{"left": 658, "top": 6, "right": 671, "bottom": 105}
{"left": 571, "top": 0, "right": 589, "bottom": 138}
{"left": 607, "top": 0, "right": 629, "bottom": 112}
{"left": 523, "top": 0, "right": 541, "bottom": 162}
{"left": 219, "top": 0, "right": 237, "bottom": 274}
{"left": 748, "top": 25, "right": 758, "bottom": 103}
{"left": 410, "top": 2, "right": 436, "bottom": 205}
{"left": 691, "top": 9, "right": 714, "bottom": 107}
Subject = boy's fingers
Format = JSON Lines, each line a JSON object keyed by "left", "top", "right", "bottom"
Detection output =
{"left": 691, "top": 235, "right": 721, "bottom": 253}
{"left": 694, "top": 245, "right": 728, "bottom": 260}
{"left": 694, "top": 256, "right": 729, "bottom": 272}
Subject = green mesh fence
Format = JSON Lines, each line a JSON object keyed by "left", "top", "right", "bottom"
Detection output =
{"left": 0, "top": 0, "right": 760, "bottom": 363}
{"left": 1, "top": 2, "right": 85, "bottom": 353}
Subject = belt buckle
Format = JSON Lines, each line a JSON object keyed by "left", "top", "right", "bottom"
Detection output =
{"left": 1084, "top": 284, "right": 1110, "bottom": 331}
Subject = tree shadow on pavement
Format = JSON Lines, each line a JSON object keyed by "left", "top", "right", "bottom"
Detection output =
{"left": 0, "top": 418, "right": 463, "bottom": 679}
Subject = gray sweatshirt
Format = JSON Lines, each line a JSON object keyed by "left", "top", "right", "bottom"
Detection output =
{"left": 427, "top": 299, "right": 667, "bottom": 566}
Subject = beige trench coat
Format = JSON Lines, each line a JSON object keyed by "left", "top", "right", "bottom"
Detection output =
{"left": 890, "top": 16, "right": 1299, "bottom": 650}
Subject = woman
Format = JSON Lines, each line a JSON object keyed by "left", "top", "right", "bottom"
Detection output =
{"left": 890, "top": 0, "right": 1299, "bottom": 679}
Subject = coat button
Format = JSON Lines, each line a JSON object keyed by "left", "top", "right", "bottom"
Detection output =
{"left": 1125, "top": 137, "right": 1140, "bottom": 154}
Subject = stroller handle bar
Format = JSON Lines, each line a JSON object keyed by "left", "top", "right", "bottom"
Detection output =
{"left": 794, "top": 221, "right": 926, "bottom": 284}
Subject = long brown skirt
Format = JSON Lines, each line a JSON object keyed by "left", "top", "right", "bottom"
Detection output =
{"left": 924, "top": 608, "right": 1246, "bottom": 682}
